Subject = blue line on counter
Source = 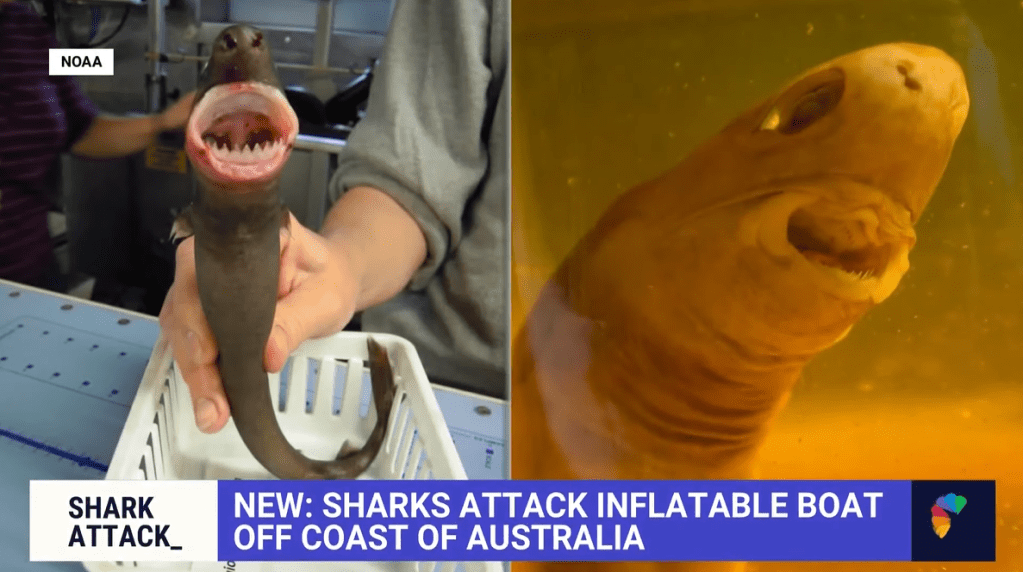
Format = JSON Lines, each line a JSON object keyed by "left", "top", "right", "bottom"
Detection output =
{"left": 0, "top": 425, "right": 108, "bottom": 472}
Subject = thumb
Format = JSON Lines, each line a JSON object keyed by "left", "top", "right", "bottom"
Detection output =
{"left": 185, "top": 364, "right": 231, "bottom": 434}
{"left": 265, "top": 321, "right": 298, "bottom": 374}
{"left": 265, "top": 287, "right": 341, "bottom": 373}
{"left": 264, "top": 216, "right": 355, "bottom": 372}
{"left": 264, "top": 257, "right": 356, "bottom": 372}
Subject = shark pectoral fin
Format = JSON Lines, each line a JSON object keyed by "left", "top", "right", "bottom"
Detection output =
{"left": 170, "top": 206, "right": 195, "bottom": 243}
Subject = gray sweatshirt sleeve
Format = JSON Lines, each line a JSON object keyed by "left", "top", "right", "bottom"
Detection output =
{"left": 329, "top": 0, "right": 497, "bottom": 291}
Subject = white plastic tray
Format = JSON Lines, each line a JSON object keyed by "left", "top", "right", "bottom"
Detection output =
{"left": 82, "top": 331, "right": 500, "bottom": 572}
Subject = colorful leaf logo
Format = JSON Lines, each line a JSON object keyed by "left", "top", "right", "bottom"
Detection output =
{"left": 931, "top": 493, "right": 967, "bottom": 538}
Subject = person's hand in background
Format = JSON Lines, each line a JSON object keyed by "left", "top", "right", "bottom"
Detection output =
{"left": 70, "top": 90, "right": 197, "bottom": 159}
{"left": 157, "top": 90, "right": 197, "bottom": 131}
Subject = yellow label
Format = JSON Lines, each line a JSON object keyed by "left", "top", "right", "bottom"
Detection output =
{"left": 145, "top": 145, "right": 188, "bottom": 174}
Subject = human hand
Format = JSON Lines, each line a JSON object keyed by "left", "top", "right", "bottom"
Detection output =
{"left": 158, "top": 212, "right": 360, "bottom": 433}
{"left": 158, "top": 90, "right": 197, "bottom": 132}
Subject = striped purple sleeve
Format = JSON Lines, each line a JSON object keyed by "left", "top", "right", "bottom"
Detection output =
{"left": 54, "top": 73, "right": 99, "bottom": 151}
{"left": 41, "top": 25, "right": 100, "bottom": 150}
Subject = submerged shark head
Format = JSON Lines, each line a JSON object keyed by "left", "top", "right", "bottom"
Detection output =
{"left": 184, "top": 25, "right": 299, "bottom": 191}
{"left": 729, "top": 43, "right": 968, "bottom": 304}
{"left": 580, "top": 43, "right": 969, "bottom": 358}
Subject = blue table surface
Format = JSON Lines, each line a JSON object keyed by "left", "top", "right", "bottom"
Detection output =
{"left": 0, "top": 279, "right": 509, "bottom": 572}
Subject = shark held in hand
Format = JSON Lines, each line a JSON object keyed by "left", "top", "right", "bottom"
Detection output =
{"left": 173, "top": 25, "right": 397, "bottom": 480}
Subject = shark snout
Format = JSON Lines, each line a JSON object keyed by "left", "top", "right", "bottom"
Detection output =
{"left": 887, "top": 42, "right": 970, "bottom": 129}
{"left": 203, "top": 25, "right": 275, "bottom": 87}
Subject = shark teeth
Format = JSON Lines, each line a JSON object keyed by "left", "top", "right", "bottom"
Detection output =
{"left": 739, "top": 190, "right": 915, "bottom": 304}
{"left": 812, "top": 240, "right": 911, "bottom": 303}
{"left": 818, "top": 263, "right": 877, "bottom": 282}
{"left": 207, "top": 138, "right": 283, "bottom": 164}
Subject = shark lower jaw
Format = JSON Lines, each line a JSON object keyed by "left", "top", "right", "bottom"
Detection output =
{"left": 185, "top": 81, "right": 299, "bottom": 189}
{"left": 739, "top": 187, "right": 917, "bottom": 304}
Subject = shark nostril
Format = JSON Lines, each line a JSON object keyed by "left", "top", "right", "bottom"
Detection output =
{"left": 252, "top": 32, "right": 263, "bottom": 48}
{"left": 897, "top": 62, "right": 922, "bottom": 91}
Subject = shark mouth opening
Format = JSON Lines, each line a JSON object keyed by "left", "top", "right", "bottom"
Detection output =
{"left": 185, "top": 82, "right": 299, "bottom": 185}
{"left": 740, "top": 191, "right": 915, "bottom": 303}
{"left": 786, "top": 204, "right": 893, "bottom": 280}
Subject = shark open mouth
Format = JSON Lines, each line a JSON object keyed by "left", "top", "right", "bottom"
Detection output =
{"left": 740, "top": 190, "right": 916, "bottom": 303}
{"left": 786, "top": 202, "right": 894, "bottom": 280}
{"left": 185, "top": 82, "right": 299, "bottom": 186}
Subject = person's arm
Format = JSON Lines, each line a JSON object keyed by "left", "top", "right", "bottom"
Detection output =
{"left": 266, "top": 185, "right": 428, "bottom": 375}
{"left": 319, "top": 186, "right": 428, "bottom": 311}
{"left": 69, "top": 93, "right": 195, "bottom": 159}
{"left": 46, "top": 34, "right": 195, "bottom": 160}
{"left": 330, "top": 0, "right": 495, "bottom": 293}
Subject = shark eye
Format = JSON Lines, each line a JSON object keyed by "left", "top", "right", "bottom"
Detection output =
{"left": 223, "top": 32, "right": 237, "bottom": 50}
{"left": 758, "top": 67, "right": 845, "bottom": 135}
{"left": 780, "top": 78, "right": 844, "bottom": 134}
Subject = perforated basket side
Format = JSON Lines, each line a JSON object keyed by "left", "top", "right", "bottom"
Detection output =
{"left": 85, "top": 333, "right": 500, "bottom": 572}
{"left": 285, "top": 333, "right": 468, "bottom": 481}
{"left": 82, "top": 336, "right": 182, "bottom": 572}
{"left": 103, "top": 335, "right": 179, "bottom": 482}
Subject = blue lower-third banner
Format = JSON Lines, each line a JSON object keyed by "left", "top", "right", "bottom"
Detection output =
{"left": 29, "top": 479, "right": 996, "bottom": 562}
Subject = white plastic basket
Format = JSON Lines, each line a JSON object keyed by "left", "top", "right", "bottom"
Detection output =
{"left": 82, "top": 331, "right": 501, "bottom": 572}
